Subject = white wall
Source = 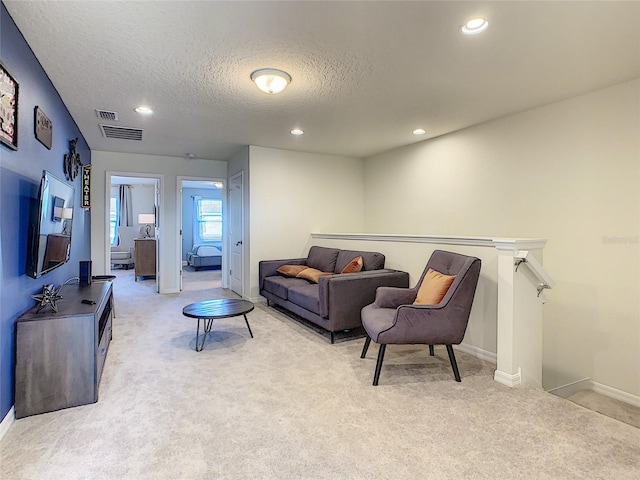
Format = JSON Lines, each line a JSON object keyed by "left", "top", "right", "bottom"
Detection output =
{"left": 130, "top": 184, "right": 155, "bottom": 226}
{"left": 363, "top": 79, "right": 640, "bottom": 396}
{"left": 90, "top": 151, "right": 227, "bottom": 293}
{"left": 247, "top": 146, "right": 365, "bottom": 299}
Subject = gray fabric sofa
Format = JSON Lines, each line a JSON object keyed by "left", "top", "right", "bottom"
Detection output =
{"left": 259, "top": 246, "right": 409, "bottom": 342}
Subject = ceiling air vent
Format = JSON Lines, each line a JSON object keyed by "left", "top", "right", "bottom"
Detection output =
{"left": 96, "top": 109, "right": 118, "bottom": 121}
{"left": 100, "top": 124, "right": 143, "bottom": 141}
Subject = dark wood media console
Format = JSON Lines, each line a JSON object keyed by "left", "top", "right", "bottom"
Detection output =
{"left": 15, "top": 281, "right": 114, "bottom": 418}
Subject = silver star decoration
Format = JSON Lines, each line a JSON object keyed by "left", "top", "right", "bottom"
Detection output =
{"left": 31, "top": 284, "right": 64, "bottom": 313}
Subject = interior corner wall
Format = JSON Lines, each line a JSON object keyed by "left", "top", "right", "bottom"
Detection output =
{"left": 90, "top": 151, "right": 226, "bottom": 293}
{"left": 363, "top": 79, "right": 640, "bottom": 396}
{"left": 247, "top": 146, "right": 365, "bottom": 300}
{"left": 0, "top": 3, "right": 91, "bottom": 420}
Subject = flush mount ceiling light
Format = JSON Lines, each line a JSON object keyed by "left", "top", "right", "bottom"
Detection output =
{"left": 461, "top": 18, "right": 489, "bottom": 35}
{"left": 290, "top": 128, "right": 304, "bottom": 136}
{"left": 134, "top": 106, "right": 153, "bottom": 115}
{"left": 250, "top": 68, "right": 292, "bottom": 94}
{"left": 412, "top": 128, "right": 426, "bottom": 135}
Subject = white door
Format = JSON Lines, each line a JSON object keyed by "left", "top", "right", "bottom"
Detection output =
{"left": 229, "top": 172, "right": 244, "bottom": 296}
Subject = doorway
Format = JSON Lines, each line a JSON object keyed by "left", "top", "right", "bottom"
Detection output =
{"left": 177, "top": 177, "right": 226, "bottom": 292}
{"left": 106, "top": 173, "right": 160, "bottom": 293}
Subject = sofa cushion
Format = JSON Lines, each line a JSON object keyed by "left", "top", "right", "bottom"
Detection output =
{"left": 335, "top": 249, "right": 385, "bottom": 273}
{"left": 287, "top": 283, "right": 321, "bottom": 315}
{"left": 297, "top": 267, "right": 333, "bottom": 283}
{"left": 340, "top": 256, "right": 363, "bottom": 274}
{"left": 263, "top": 276, "right": 310, "bottom": 300}
{"left": 306, "top": 246, "right": 339, "bottom": 273}
{"left": 414, "top": 268, "right": 456, "bottom": 305}
{"left": 277, "top": 264, "right": 308, "bottom": 277}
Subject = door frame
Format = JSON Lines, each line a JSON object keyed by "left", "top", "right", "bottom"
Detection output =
{"left": 105, "top": 171, "right": 162, "bottom": 293}
{"left": 228, "top": 171, "right": 244, "bottom": 297}
{"left": 176, "top": 176, "right": 227, "bottom": 291}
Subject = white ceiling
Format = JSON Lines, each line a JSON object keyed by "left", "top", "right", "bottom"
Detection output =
{"left": 5, "top": 1, "right": 640, "bottom": 160}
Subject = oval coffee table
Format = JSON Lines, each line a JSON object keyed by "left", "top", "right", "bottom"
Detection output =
{"left": 182, "top": 298, "right": 254, "bottom": 352}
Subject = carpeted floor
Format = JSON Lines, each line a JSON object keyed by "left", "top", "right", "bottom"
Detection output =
{"left": 1, "top": 270, "right": 639, "bottom": 479}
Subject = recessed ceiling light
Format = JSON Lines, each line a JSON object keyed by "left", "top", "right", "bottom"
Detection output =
{"left": 413, "top": 128, "right": 426, "bottom": 135}
{"left": 251, "top": 68, "right": 292, "bottom": 94}
{"left": 134, "top": 106, "right": 153, "bottom": 115}
{"left": 290, "top": 128, "right": 304, "bottom": 136}
{"left": 461, "top": 18, "right": 489, "bottom": 35}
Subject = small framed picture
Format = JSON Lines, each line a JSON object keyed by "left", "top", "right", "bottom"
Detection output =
{"left": 0, "top": 61, "right": 19, "bottom": 150}
{"left": 35, "top": 106, "right": 52, "bottom": 149}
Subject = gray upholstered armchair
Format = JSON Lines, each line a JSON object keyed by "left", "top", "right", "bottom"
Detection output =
{"left": 360, "top": 250, "right": 481, "bottom": 385}
{"left": 110, "top": 226, "right": 138, "bottom": 269}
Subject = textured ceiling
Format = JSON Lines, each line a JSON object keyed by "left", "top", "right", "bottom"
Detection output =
{"left": 4, "top": 1, "right": 640, "bottom": 160}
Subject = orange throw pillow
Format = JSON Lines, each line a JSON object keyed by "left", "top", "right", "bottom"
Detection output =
{"left": 414, "top": 268, "right": 456, "bottom": 305}
{"left": 277, "top": 265, "right": 308, "bottom": 277}
{"left": 296, "top": 267, "right": 333, "bottom": 283}
{"left": 341, "top": 256, "right": 363, "bottom": 274}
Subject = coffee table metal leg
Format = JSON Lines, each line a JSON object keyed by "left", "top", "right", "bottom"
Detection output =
{"left": 195, "top": 318, "right": 214, "bottom": 352}
{"left": 243, "top": 314, "right": 254, "bottom": 338}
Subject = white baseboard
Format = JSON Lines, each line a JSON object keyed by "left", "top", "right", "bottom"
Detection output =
{"left": 494, "top": 368, "right": 521, "bottom": 387}
{"left": 455, "top": 343, "right": 497, "bottom": 364}
{"left": 591, "top": 381, "right": 640, "bottom": 408}
{"left": 0, "top": 406, "right": 15, "bottom": 442}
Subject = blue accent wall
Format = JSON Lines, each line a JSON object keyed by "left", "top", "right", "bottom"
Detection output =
{"left": 0, "top": 3, "right": 91, "bottom": 420}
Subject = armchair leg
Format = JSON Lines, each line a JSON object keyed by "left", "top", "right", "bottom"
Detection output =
{"left": 429, "top": 345, "right": 434, "bottom": 356}
{"left": 361, "top": 336, "right": 371, "bottom": 358}
{"left": 373, "top": 344, "right": 386, "bottom": 386}
{"left": 446, "top": 345, "right": 461, "bottom": 382}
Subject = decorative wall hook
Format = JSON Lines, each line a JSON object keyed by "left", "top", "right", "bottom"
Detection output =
{"left": 63, "top": 138, "right": 82, "bottom": 181}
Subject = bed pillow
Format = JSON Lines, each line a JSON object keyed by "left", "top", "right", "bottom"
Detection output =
{"left": 296, "top": 267, "right": 333, "bottom": 283}
{"left": 414, "top": 269, "right": 456, "bottom": 305}
{"left": 277, "top": 265, "right": 308, "bottom": 277}
{"left": 341, "top": 256, "right": 363, "bottom": 274}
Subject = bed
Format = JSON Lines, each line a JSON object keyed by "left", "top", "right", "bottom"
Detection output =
{"left": 187, "top": 245, "right": 222, "bottom": 271}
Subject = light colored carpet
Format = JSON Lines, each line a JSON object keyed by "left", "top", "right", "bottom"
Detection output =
{"left": 2, "top": 269, "right": 639, "bottom": 479}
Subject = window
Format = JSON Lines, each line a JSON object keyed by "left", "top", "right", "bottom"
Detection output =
{"left": 109, "top": 197, "right": 118, "bottom": 245}
{"left": 195, "top": 198, "right": 222, "bottom": 243}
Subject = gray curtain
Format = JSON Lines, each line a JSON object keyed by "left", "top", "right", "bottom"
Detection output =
{"left": 192, "top": 195, "right": 200, "bottom": 249}
{"left": 118, "top": 185, "right": 133, "bottom": 226}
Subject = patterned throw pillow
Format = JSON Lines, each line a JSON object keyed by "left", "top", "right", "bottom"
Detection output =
{"left": 341, "top": 256, "right": 363, "bottom": 274}
{"left": 296, "top": 268, "right": 333, "bottom": 283}
{"left": 277, "top": 265, "right": 308, "bottom": 277}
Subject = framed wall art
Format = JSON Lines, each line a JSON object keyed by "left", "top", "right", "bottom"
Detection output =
{"left": 0, "top": 61, "right": 19, "bottom": 150}
{"left": 34, "top": 106, "right": 52, "bottom": 149}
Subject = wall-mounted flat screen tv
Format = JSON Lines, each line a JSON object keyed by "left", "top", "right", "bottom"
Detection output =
{"left": 26, "top": 170, "right": 75, "bottom": 278}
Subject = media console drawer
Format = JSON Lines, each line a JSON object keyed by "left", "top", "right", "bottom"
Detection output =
{"left": 15, "top": 281, "right": 114, "bottom": 418}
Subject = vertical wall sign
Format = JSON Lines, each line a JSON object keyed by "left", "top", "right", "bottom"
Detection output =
{"left": 81, "top": 164, "right": 91, "bottom": 208}
{"left": 34, "top": 106, "right": 53, "bottom": 149}
{"left": 0, "top": 61, "right": 19, "bottom": 150}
